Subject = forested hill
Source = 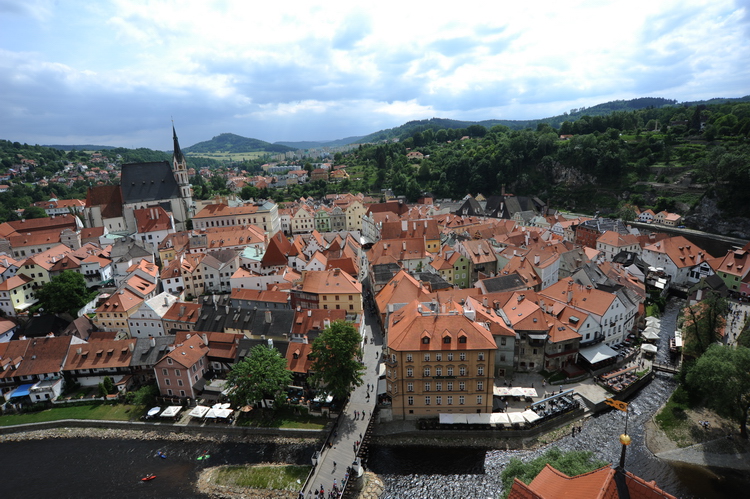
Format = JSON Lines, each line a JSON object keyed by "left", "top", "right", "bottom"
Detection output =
{"left": 356, "top": 96, "right": 750, "bottom": 144}
{"left": 275, "top": 135, "right": 366, "bottom": 149}
{"left": 184, "top": 133, "right": 295, "bottom": 154}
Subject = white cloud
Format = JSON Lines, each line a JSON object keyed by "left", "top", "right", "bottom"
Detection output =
{"left": 0, "top": 0, "right": 748, "bottom": 148}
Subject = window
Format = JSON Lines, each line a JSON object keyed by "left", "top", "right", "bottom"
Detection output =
{"left": 424, "top": 382, "right": 431, "bottom": 392}
{"left": 459, "top": 336, "right": 467, "bottom": 344}
{"left": 447, "top": 353, "right": 453, "bottom": 361}
{"left": 423, "top": 367, "right": 430, "bottom": 376}
{"left": 459, "top": 381, "right": 465, "bottom": 391}
{"left": 477, "top": 366, "right": 484, "bottom": 376}
{"left": 436, "top": 382, "right": 442, "bottom": 392}
{"left": 407, "top": 367, "right": 413, "bottom": 377}
{"left": 165, "top": 379, "right": 171, "bottom": 386}
{"left": 443, "top": 336, "right": 451, "bottom": 344}
{"left": 501, "top": 338, "right": 507, "bottom": 346}
{"left": 459, "top": 367, "right": 466, "bottom": 376}
{"left": 424, "top": 353, "right": 430, "bottom": 362}
{"left": 422, "top": 337, "right": 430, "bottom": 344}
{"left": 167, "top": 389, "right": 173, "bottom": 396}
{"left": 174, "top": 369, "right": 181, "bottom": 376}
{"left": 177, "top": 379, "right": 183, "bottom": 386}
{"left": 435, "top": 353, "right": 441, "bottom": 361}
{"left": 447, "top": 382, "right": 453, "bottom": 391}
{"left": 424, "top": 396, "right": 431, "bottom": 406}
{"left": 167, "top": 358, "right": 173, "bottom": 365}
{"left": 459, "top": 353, "right": 466, "bottom": 361}
{"left": 436, "top": 396, "right": 442, "bottom": 405}
{"left": 476, "top": 395, "right": 483, "bottom": 405}
{"left": 477, "top": 381, "right": 484, "bottom": 391}
{"left": 478, "top": 353, "right": 484, "bottom": 361}
{"left": 447, "top": 396, "right": 453, "bottom": 405}
{"left": 162, "top": 368, "right": 168, "bottom": 376}
{"left": 435, "top": 367, "right": 442, "bottom": 376}
{"left": 447, "top": 367, "right": 453, "bottom": 376}
{"left": 459, "top": 396, "right": 465, "bottom": 405}
{"left": 407, "top": 382, "right": 413, "bottom": 392}
{"left": 406, "top": 354, "right": 413, "bottom": 362}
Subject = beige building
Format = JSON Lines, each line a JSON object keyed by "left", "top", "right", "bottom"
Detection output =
{"left": 384, "top": 301, "right": 496, "bottom": 420}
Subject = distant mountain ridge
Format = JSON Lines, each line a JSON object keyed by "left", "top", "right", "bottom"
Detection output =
{"left": 183, "top": 133, "right": 296, "bottom": 154}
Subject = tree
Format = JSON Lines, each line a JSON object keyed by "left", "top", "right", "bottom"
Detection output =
{"left": 226, "top": 344, "right": 292, "bottom": 408}
{"left": 34, "top": 270, "right": 93, "bottom": 316}
{"left": 309, "top": 320, "right": 364, "bottom": 400}
{"left": 500, "top": 447, "right": 608, "bottom": 498}
{"left": 682, "top": 291, "right": 728, "bottom": 359}
{"left": 685, "top": 345, "right": 750, "bottom": 438}
{"left": 22, "top": 206, "right": 48, "bottom": 219}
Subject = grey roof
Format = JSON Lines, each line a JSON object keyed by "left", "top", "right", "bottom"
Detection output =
{"left": 120, "top": 161, "right": 180, "bottom": 204}
{"left": 110, "top": 236, "right": 153, "bottom": 263}
{"left": 130, "top": 335, "right": 176, "bottom": 368}
{"left": 20, "top": 314, "right": 71, "bottom": 339}
{"left": 372, "top": 262, "right": 402, "bottom": 287}
{"left": 479, "top": 274, "right": 527, "bottom": 293}
{"left": 194, "top": 295, "right": 295, "bottom": 336}
{"left": 411, "top": 271, "right": 453, "bottom": 291}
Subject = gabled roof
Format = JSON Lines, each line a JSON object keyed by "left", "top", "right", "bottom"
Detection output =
{"left": 508, "top": 464, "right": 676, "bottom": 499}
{"left": 299, "top": 268, "right": 361, "bottom": 295}
{"left": 157, "top": 334, "right": 208, "bottom": 369}
{"left": 388, "top": 300, "right": 496, "bottom": 352}
{"left": 644, "top": 236, "right": 712, "bottom": 270}
{"left": 120, "top": 161, "right": 180, "bottom": 204}
{"left": 63, "top": 339, "right": 136, "bottom": 371}
{"left": 134, "top": 205, "right": 172, "bottom": 234}
{"left": 262, "top": 232, "right": 292, "bottom": 267}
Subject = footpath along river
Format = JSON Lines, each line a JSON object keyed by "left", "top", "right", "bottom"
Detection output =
{"left": 369, "top": 298, "right": 750, "bottom": 499}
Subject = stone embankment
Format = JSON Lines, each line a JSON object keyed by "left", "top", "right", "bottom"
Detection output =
{"left": 0, "top": 426, "right": 317, "bottom": 447}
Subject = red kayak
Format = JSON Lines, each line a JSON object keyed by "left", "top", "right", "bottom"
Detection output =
{"left": 142, "top": 474, "right": 156, "bottom": 481}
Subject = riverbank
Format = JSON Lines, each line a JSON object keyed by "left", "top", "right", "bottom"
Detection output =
{"left": 0, "top": 425, "right": 319, "bottom": 446}
{"left": 196, "top": 465, "right": 299, "bottom": 499}
{"left": 646, "top": 407, "right": 750, "bottom": 472}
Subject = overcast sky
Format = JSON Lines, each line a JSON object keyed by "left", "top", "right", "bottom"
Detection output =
{"left": 2, "top": 0, "right": 749, "bottom": 150}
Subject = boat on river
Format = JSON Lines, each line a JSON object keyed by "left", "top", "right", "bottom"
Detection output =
{"left": 141, "top": 474, "right": 156, "bottom": 481}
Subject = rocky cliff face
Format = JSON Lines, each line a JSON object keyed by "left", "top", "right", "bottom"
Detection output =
{"left": 685, "top": 196, "right": 750, "bottom": 239}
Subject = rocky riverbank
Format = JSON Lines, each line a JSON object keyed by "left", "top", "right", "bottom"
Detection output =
{"left": 0, "top": 426, "right": 318, "bottom": 447}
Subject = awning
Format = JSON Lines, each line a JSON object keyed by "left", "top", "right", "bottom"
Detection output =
{"left": 452, "top": 414, "right": 468, "bottom": 424}
{"left": 9, "top": 384, "right": 35, "bottom": 399}
{"left": 377, "top": 378, "right": 387, "bottom": 395}
{"left": 641, "top": 343, "right": 658, "bottom": 354}
{"left": 188, "top": 405, "right": 210, "bottom": 418}
{"left": 467, "top": 413, "right": 492, "bottom": 424}
{"left": 160, "top": 406, "right": 182, "bottom": 418}
{"left": 646, "top": 317, "right": 660, "bottom": 326}
{"left": 510, "top": 387, "right": 525, "bottom": 397}
{"left": 521, "top": 409, "right": 541, "bottom": 423}
{"left": 490, "top": 413, "right": 511, "bottom": 425}
{"left": 579, "top": 343, "right": 619, "bottom": 364}
{"left": 642, "top": 330, "right": 659, "bottom": 341}
{"left": 147, "top": 406, "right": 161, "bottom": 417}
{"left": 528, "top": 334, "right": 548, "bottom": 340}
{"left": 494, "top": 386, "right": 511, "bottom": 396}
{"left": 508, "top": 412, "right": 525, "bottom": 424}
{"left": 523, "top": 388, "right": 538, "bottom": 397}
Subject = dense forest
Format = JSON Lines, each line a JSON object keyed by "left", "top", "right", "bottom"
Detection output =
{"left": 183, "top": 133, "right": 295, "bottom": 154}
{"left": 279, "top": 100, "right": 750, "bottom": 225}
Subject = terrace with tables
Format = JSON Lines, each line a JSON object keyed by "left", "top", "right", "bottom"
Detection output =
{"left": 596, "top": 366, "right": 640, "bottom": 393}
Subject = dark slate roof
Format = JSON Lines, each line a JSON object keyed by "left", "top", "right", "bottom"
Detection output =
{"left": 195, "top": 295, "right": 295, "bottom": 336}
{"left": 372, "top": 262, "right": 402, "bottom": 288}
{"left": 411, "top": 271, "right": 453, "bottom": 291}
{"left": 20, "top": 314, "right": 71, "bottom": 339}
{"left": 85, "top": 185, "right": 123, "bottom": 218}
{"left": 480, "top": 274, "right": 527, "bottom": 293}
{"left": 130, "top": 335, "right": 176, "bottom": 368}
{"left": 120, "top": 161, "right": 180, "bottom": 204}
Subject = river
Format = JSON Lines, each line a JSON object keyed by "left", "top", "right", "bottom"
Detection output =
{"left": 368, "top": 298, "right": 750, "bottom": 499}
{"left": 0, "top": 437, "right": 315, "bottom": 499}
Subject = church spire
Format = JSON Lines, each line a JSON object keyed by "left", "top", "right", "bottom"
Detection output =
{"left": 172, "top": 122, "right": 185, "bottom": 165}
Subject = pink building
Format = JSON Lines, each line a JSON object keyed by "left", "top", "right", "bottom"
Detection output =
{"left": 154, "top": 334, "right": 209, "bottom": 399}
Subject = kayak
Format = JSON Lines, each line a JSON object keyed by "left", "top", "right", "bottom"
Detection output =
{"left": 158, "top": 452, "right": 167, "bottom": 459}
{"left": 142, "top": 475, "right": 156, "bottom": 481}
{"left": 197, "top": 454, "right": 211, "bottom": 460}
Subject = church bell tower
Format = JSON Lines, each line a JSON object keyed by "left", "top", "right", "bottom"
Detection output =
{"left": 172, "top": 123, "right": 194, "bottom": 218}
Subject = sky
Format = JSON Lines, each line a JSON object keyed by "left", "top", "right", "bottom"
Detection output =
{"left": 1, "top": 0, "right": 749, "bottom": 150}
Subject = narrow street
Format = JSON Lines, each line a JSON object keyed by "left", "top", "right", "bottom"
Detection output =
{"left": 301, "top": 267, "right": 382, "bottom": 498}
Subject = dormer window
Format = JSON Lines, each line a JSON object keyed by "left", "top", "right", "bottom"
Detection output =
{"left": 443, "top": 336, "right": 451, "bottom": 344}
{"left": 422, "top": 337, "right": 430, "bottom": 344}
{"left": 458, "top": 336, "right": 467, "bottom": 344}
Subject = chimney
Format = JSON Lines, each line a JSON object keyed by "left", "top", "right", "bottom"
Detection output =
{"left": 265, "top": 310, "right": 272, "bottom": 323}
{"left": 164, "top": 295, "right": 169, "bottom": 306}
{"left": 401, "top": 220, "right": 408, "bottom": 231}
{"left": 567, "top": 281, "right": 573, "bottom": 304}
{"left": 307, "top": 309, "right": 312, "bottom": 316}
{"left": 483, "top": 297, "right": 488, "bottom": 307}
{"left": 149, "top": 336, "right": 156, "bottom": 348}
{"left": 534, "top": 254, "right": 540, "bottom": 265}
{"left": 324, "top": 318, "right": 331, "bottom": 328}
{"left": 225, "top": 305, "right": 230, "bottom": 314}
{"left": 202, "top": 333, "right": 208, "bottom": 345}
{"left": 402, "top": 241, "right": 406, "bottom": 251}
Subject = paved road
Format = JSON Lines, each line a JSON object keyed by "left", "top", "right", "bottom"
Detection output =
{"left": 301, "top": 291, "right": 382, "bottom": 498}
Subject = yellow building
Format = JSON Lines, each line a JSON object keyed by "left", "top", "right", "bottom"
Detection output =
{"left": 292, "top": 269, "right": 363, "bottom": 314}
{"left": 94, "top": 288, "right": 144, "bottom": 334}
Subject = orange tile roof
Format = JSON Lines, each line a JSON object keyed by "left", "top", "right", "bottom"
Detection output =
{"left": 643, "top": 236, "right": 713, "bottom": 269}
{"left": 159, "top": 334, "right": 208, "bottom": 369}
{"left": 388, "top": 300, "right": 496, "bottom": 352}
{"left": 539, "top": 278, "right": 616, "bottom": 318}
{"left": 299, "top": 268, "right": 361, "bottom": 295}
{"left": 64, "top": 339, "right": 136, "bottom": 370}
